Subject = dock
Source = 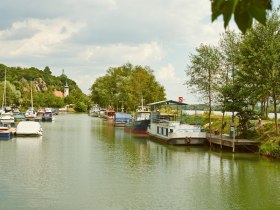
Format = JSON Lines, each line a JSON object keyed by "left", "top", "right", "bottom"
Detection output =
{"left": 207, "top": 134, "right": 260, "bottom": 152}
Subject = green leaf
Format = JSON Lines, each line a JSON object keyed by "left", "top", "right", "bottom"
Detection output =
{"left": 222, "top": 0, "right": 239, "bottom": 29}
{"left": 234, "top": 2, "right": 253, "bottom": 33}
{"left": 211, "top": 0, "right": 239, "bottom": 28}
{"left": 211, "top": 0, "right": 225, "bottom": 22}
{"left": 211, "top": 0, "right": 272, "bottom": 33}
{"left": 248, "top": 0, "right": 271, "bottom": 25}
{"left": 249, "top": 5, "right": 267, "bottom": 25}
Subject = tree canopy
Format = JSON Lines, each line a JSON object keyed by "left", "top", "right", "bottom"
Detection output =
{"left": 0, "top": 64, "right": 89, "bottom": 111}
{"left": 90, "top": 63, "right": 166, "bottom": 112}
{"left": 186, "top": 8, "right": 280, "bottom": 135}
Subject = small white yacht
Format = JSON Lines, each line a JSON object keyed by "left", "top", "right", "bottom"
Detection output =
{"left": 25, "top": 108, "right": 37, "bottom": 120}
{"left": 89, "top": 104, "right": 100, "bottom": 117}
{"left": 0, "top": 111, "right": 15, "bottom": 124}
{"left": 16, "top": 121, "right": 43, "bottom": 136}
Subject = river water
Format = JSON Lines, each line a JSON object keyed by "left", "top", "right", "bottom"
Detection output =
{"left": 0, "top": 114, "right": 279, "bottom": 210}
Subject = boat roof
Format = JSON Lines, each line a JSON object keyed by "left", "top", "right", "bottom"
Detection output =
{"left": 115, "top": 112, "right": 132, "bottom": 118}
{"left": 147, "top": 100, "right": 188, "bottom": 106}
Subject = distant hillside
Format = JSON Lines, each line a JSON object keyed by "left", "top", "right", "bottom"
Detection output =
{"left": 0, "top": 64, "right": 89, "bottom": 111}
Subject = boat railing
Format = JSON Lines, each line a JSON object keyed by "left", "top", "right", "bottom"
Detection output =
{"left": 174, "top": 128, "right": 204, "bottom": 133}
{"left": 155, "top": 120, "right": 181, "bottom": 126}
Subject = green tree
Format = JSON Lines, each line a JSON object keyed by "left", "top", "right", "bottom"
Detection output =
{"left": 43, "top": 66, "right": 52, "bottom": 75}
{"left": 0, "top": 81, "right": 21, "bottom": 107}
{"left": 218, "top": 30, "right": 242, "bottom": 130}
{"left": 125, "top": 65, "right": 165, "bottom": 111}
{"left": 186, "top": 44, "right": 222, "bottom": 138}
{"left": 74, "top": 101, "right": 87, "bottom": 112}
{"left": 238, "top": 9, "right": 280, "bottom": 134}
{"left": 90, "top": 63, "right": 165, "bottom": 111}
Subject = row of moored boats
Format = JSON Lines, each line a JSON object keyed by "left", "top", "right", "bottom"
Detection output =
{"left": 0, "top": 107, "right": 55, "bottom": 139}
{"left": 89, "top": 100, "right": 207, "bottom": 145}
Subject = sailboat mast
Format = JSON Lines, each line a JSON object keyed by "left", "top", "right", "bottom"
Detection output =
{"left": 30, "top": 81, "right": 33, "bottom": 109}
{"left": 4, "top": 68, "right": 6, "bottom": 108}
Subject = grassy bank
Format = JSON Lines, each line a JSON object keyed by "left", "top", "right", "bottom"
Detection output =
{"left": 184, "top": 113, "right": 280, "bottom": 158}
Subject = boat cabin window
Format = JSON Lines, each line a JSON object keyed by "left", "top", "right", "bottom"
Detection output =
{"left": 137, "top": 112, "right": 150, "bottom": 120}
{"left": 162, "top": 128, "right": 168, "bottom": 136}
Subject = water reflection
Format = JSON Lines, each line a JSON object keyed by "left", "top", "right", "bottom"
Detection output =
{"left": 14, "top": 136, "right": 43, "bottom": 145}
{"left": 0, "top": 114, "right": 279, "bottom": 210}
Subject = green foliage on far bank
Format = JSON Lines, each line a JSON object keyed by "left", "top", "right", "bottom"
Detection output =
{"left": 0, "top": 64, "right": 90, "bottom": 112}
{"left": 191, "top": 112, "right": 280, "bottom": 158}
{"left": 257, "top": 122, "right": 280, "bottom": 158}
{"left": 90, "top": 63, "right": 166, "bottom": 111}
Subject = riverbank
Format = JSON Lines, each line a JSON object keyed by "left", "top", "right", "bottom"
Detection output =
{"left": 185, "top": 113, "right": 280, "bottom": 159}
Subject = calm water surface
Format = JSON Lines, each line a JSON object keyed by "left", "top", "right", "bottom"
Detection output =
{"left": 0, "top": 114, "right": 279, "bottom": 210}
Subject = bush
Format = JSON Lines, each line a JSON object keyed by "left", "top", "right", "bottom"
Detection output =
{"left": 74, "top": 102, "right": 87, "bottom": 112}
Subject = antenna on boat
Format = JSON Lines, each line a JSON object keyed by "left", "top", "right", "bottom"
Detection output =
{"left": 141, "top": 96, "right": 144, "bottom": 111}
{"left": 30, "top": 81, "right": 33, "bottom": 110}
{"left": 119, "top": 100, "right": 125, "bottom": 112}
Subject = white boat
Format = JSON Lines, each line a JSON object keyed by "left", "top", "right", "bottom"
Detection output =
{"left": 25, "top": 82, "right": 37, "bottom": 120}
{"left": 89, "top": 104, "right": 100, "bottom": 117}
{"left": 103, "top": 107, "right": 115, "bottom": 122}
{"left": 147, "top": 100, "right": 206, "bottom": 145}
{"left": 0, "top": 126, "right": 16, "bottom": 139}
{"left": 0, "top": 69, "right": 15, "bottom": 125}
{"left": 0, "top": 112, "right": 15, "bottom": 124}
{"left": 25, "top": 108, "right": 37, "bottom": 120}
{"left": 42, "top": 108, "right": 55, "bottom": 122}
{"left": 98, "top": 108, "right": 106, "bottom": 118}
{"left": 58, "top": 106, "right": 68, "bottom": 112}
{"left": 16, "top": 121, "right": 43, "bottom": 136}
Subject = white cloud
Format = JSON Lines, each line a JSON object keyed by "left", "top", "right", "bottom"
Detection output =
{"left": 81, "top": 41, "right": 164, "bottom": 65}
{"left": 0, "top": 18, "right": 85, "bottom": 57}
{"left": 157, "top": 64, "right": 176, "bottom": 80}
{"left": 0, "top": 0, "right": 240, "bottom": 104}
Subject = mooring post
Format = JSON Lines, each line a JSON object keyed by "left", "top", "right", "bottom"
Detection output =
{"left": 230, "top": 122, "right": 235, "bottom": 153}
{"left": 220, "top": 133, "right": 222, "bottom": 149}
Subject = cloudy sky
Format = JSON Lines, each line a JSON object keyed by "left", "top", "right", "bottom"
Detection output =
{"left": 0, "top": 0, "right": 278, "bottom": 104}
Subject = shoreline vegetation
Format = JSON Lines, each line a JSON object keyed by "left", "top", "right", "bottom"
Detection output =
{"left": 182, "top": 112, "right": 280, "bottom": 159}
{"left": 184, "top": 10, "right": 280, "bottom": 160}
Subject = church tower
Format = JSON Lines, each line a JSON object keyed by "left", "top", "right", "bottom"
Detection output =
{"left": 62, "top": 70, "right": 69, "bottom": 97}
{"left": 64, "top": 80, "right": 69, "bottom": 97}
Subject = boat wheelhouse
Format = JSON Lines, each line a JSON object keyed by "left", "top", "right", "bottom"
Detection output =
{"left": 124, "top": 106, "right": 151, "bottom": 135}
{"left": 147, "top": 100, "right": 206, "bottom": 145}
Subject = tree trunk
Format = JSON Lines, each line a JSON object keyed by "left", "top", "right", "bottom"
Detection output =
{"left": 260, "top": 100, "right": 265, "bottom": 119}
{"left": 208, "top": 69, "right": 212, "bottom": 146}
{"left": 265, "top": 98, "right": 269, "bottom": 119}
{"left": 272, "top": 90, "right": 279, "bottom": 135}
